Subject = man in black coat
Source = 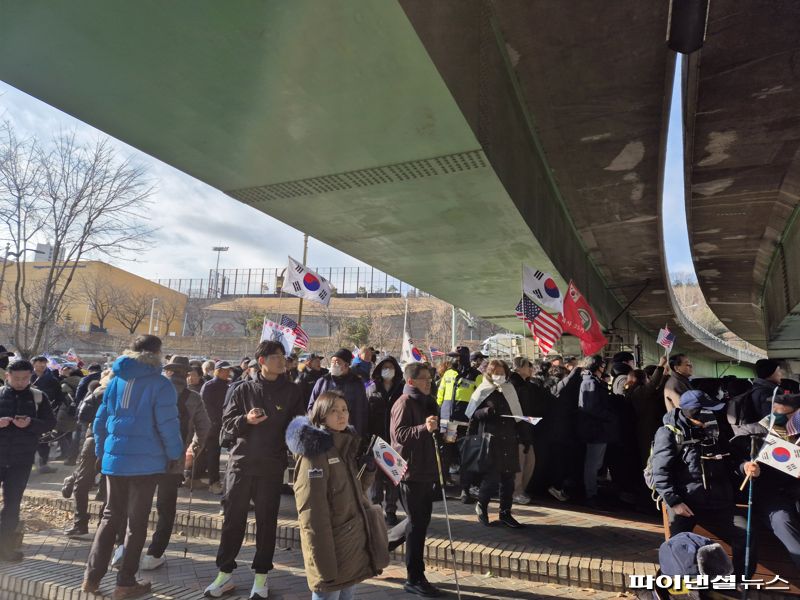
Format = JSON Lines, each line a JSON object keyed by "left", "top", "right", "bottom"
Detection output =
{"left": 0, "top": 360, "right": 56, "bottom": 561}
{"left": 31, "top": 356, "right": 65, "bottom": 473}
{"left": 295, "top": 353, "right": 327, "bottom": 402}
{"left": 197, "top": 360, "right": 231, "bottom": 494}
{"left": 750, "top": 359, "right": 787, "bottom": 420}
{"left": 205, "top": 341, "right": 305, "bottom": 600}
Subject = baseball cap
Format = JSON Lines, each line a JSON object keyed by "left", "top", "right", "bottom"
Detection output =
{"left": 680, "top": 390, "right": 724, "bottom": 413}
{"left": 214, "top": 360, "right": 231, "bottom": 369}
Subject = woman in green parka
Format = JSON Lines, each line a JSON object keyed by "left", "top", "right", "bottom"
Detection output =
{"left": 286, "top": 391, "right": 389, "bottom": 599}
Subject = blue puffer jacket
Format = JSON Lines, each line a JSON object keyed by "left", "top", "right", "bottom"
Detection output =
{"left": 94, "top": 350, "right": 183, "bottom": 476}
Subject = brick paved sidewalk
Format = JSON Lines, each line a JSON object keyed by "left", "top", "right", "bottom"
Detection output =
{"left": 0, "top": 527, "right": 635, "bottom": 600}
{"left": 23, "top": 465, "right": 665, "bottom": 592}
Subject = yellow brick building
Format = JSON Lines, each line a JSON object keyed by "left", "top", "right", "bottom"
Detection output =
{"left": 0, "top": 260, "right": 187, "bottom": 336}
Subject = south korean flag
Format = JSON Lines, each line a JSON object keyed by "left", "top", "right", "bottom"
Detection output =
{"left": 283, "top": 256, "right": 333, "bottom": 306}
{"left": 522, "top": 265, "right": 564, "bottom": 314}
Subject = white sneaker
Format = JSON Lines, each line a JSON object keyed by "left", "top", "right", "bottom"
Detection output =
{"left": 110, "top": 544, "right": 124, "bottom": 570}
{"left": 209, "top": 481, "right": 224, "bottom": 495}
{"left": 141, "top": 554, "right": 166, "bottom": 570}
{"left": 204, "top": 571, "right": 235, "bottom": 598}
{"left": 513, "top": 493, "right": 531, "bottom": 505}
{"left": 250, "top": 573, "right": 269, "bottom": 599}
{"left": 548, "top": 486, "right": 568, "bottom": 502}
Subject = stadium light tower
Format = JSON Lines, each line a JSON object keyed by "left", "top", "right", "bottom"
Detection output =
{"left": 212, "top": 246, "right": 229, "bottom": 297}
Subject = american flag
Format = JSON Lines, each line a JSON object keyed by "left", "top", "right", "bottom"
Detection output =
{"left": 515, "top": 296, "right": 562, "bottom": 355}
{"left": 279, "top": 315, "right": 309, "bottom": 349}
{"left": 656, "top": 327, "right": 676, "bottom": 352}
{"left": 429, "top": 346, "right": 445, "bottom": 358}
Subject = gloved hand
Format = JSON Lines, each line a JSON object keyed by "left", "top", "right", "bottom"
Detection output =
{"left": 358, "top": 454, "right": 377, "bottom": 472}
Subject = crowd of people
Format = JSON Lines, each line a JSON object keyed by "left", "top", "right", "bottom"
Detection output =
{"left": 0, "top": 338, "right": 799, "bottom": 599}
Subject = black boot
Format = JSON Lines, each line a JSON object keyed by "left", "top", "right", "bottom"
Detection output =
{"left": 385, "top": 511, "right": 399, "bottom": 527}
{"left": 475, "top": 502, "right": 490, "bottom": 526}
{"left": 498, "top": 510, "right": 524, "bottom": 529}
{"left": 64, "top": 523, "right": 89, "bottom": 538}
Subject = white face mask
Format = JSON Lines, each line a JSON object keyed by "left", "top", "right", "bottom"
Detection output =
{"left": 381, "top": 368, "right": 395, "bottom": 380}
{"left": 492, "top": 375, "right": 506, "bottom": 386}
{"left": 330, "top": 364, "right": 344, "bottom": 377}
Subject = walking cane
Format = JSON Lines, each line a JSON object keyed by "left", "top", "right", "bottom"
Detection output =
{"left": 183, "top": 444, "right": 202, "bottom": 559}
{"left": 432, "top": 432, "right": 462, "bottom": 600}
{"left": 742, "top": 435, "right": 757, "bottom": 599}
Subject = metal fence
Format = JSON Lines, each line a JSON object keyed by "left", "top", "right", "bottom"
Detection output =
{"left": 154, "top": 266, "right": 428, "bottom": 299}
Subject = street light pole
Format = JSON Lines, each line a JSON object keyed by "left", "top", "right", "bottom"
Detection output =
{"left": 212, "top": 246, "right": 229, "bottom": 298}
{"left": 0, "top": 243, "right": 10, "bottom": 307}
{"left": 148, "top": 297, "right": 158, "bottom": 335}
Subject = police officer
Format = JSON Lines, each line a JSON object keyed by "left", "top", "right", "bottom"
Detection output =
{"left": 436, "top": 347, "right": 484, "bottom": 503}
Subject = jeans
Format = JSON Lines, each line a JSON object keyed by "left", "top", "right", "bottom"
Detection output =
{"left": 399, "top": 480, "right": 435, "bottom": 582}
{"left": 216, "top": 470, "right": 282, "bottom": 574}
{"left": 312, "top": 586, "right": 356, "bottom": 600}
{"left": 583, "top": 443, "right": 607, "bottom": 499}
{"left": 85, "top": 474, "right": 157, "bottom": 587}
{"left": 514, "top": 444, "right": 535, "bottom": 497}
{"left": 0, "top": 463, "right": 33, "bottom": 546}
{"left": 147, "top": 473, "right": 183, "bottom": 558}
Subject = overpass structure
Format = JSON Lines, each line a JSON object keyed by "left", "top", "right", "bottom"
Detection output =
{"left": 0, "top": 1, "right": 790, "bottom": 373}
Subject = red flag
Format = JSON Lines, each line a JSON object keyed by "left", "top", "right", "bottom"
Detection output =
{"left": 557, "top": 280, "right": 608, "bottom": 356}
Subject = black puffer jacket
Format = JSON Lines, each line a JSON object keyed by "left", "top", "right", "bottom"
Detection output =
{"left": 296, "top": 367, "right": 329, "bottom": 402}
{"left": 32, "top": 368, "right": 66, "bottom": 408}
{"left": 0, "top": 384, "right": 56, "bottom": 466}
{"left": 366, "top": 357, "right": 404, "bottom": 441}
{"left": 651, "top": 408, "right": 744, "bottom": 508}
{"left": 577, "top": 371, "right": 619, "bottom": 444}
{"left": 221, "top": 373, "right": 305, "bottom": 477}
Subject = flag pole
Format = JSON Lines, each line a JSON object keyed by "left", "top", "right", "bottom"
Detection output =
{"left": 519, "top": 263, "right": 531, "bottom": 354}
{"left": 432, "top": 431, "right": 462, "bottom": 600}
{"left": 664, "top": 322, "right": 669, "bottom": 357}
{"left": 297, "top": 234, "right": 309, "bottom": 327}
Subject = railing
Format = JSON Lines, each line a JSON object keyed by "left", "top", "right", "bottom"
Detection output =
{"left": 154, "top": 266, "right": 428, "bottom": 300}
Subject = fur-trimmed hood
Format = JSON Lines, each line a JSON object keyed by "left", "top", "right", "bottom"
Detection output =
{"left": 112, "top": 350, "right": 163, "bottom": 379}
{"left": 286, "top": 416, "right": 359, "bottom": 457}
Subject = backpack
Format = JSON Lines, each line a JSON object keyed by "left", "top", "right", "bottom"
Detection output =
{"left": 643, "top": 423, "right": 684, "bottom": 508}
{"left": 726, "top": 389, "right": 757, "bottom": 426}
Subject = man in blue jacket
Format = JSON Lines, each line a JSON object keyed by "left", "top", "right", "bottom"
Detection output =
{"left": 82, "top": 335, "right": 183, "bottom": 600}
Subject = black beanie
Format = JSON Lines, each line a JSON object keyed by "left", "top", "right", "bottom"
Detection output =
{"left": 755, "top": 359, "right": 779, "bottom": 380}
{"left": 332, "top": 348, "right": 353, "bottom": 364}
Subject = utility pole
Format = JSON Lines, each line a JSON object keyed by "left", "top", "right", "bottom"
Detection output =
{"left": 451, "top": 305, "right": 457, "bottom": 350}
{"left": 297, "top": 234, "right": 309, "bottom": 326}
{"left": 212, "top": 246, "right": 229, "bottom": 298}
{"left": 148, "top": 298, "right": 158, "bottom": 335}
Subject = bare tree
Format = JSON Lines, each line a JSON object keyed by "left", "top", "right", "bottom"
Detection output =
{"left": 229, "top": 299, "right": 263, "bottom": 337}
{"left": 111, "top": 288, "right": 152, "bottom": 335}
{"left": 158, "top": 296, "right": 184, "bottom": 336}
{"left": 80, "top": 272, "right": 119, "bottom": 332}
{"left": 0, "top": 123, "right": 154, "bottom": 356}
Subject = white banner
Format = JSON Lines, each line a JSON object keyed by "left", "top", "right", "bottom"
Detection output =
{"left": 372, "top": 436, "right": 408, "bottom": 486}
{"left": 259, "top": 318, "right": 297, "bottom": 355}
{"left": 283, "top": 257, "right": 332, "bottom": 306}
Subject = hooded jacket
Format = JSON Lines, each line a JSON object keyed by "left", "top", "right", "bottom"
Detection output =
{"left": 221, "top": 372, "right": 305, "bottom": 477}
{"left": 749, "top": 378, "right": 785, "bottom": 421}
{"left": 287, "top": 417, "right": 387, "bottom": 594}
{"left": 651, "top": 408, "right": 745, "bottom": 508}
{"left": 390, "top": 384, "right": 439, "bottom": 483}
{"left": 94, "top": 350, "right": 183, "bottom": 476}
{"left": 0, "top": 383, "right": 56, "bottom": 466}
{"left": 309, "top": 370, "right": 368, "bottom": 436}
{"left": 365, "top": 356, "right": 404, "bottom": 440}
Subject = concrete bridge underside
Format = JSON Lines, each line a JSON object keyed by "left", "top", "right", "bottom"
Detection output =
{"left": 0, "top": 0, "right": 773, "bottom": 369}
{"left": 683, "top": 0, "right": 800, "bottom": 362}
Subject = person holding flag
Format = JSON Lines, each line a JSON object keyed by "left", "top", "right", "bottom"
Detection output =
{"left": 390, "top": 362, "right": 443, "bottom": 598}
{"left": 286, "top": 390, "right": 389, "bottom": 600}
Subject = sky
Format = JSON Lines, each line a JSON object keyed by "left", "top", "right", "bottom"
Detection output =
{"left": 0, "top": 83, "right": 369, "bottom": 282}
{"left": 1, "top": 59, "right": 693, "bottom": 285}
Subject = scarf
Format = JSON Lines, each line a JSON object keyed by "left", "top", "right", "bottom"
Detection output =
{"left": 465, "top": 378, "right": 523, "bottom": 420}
